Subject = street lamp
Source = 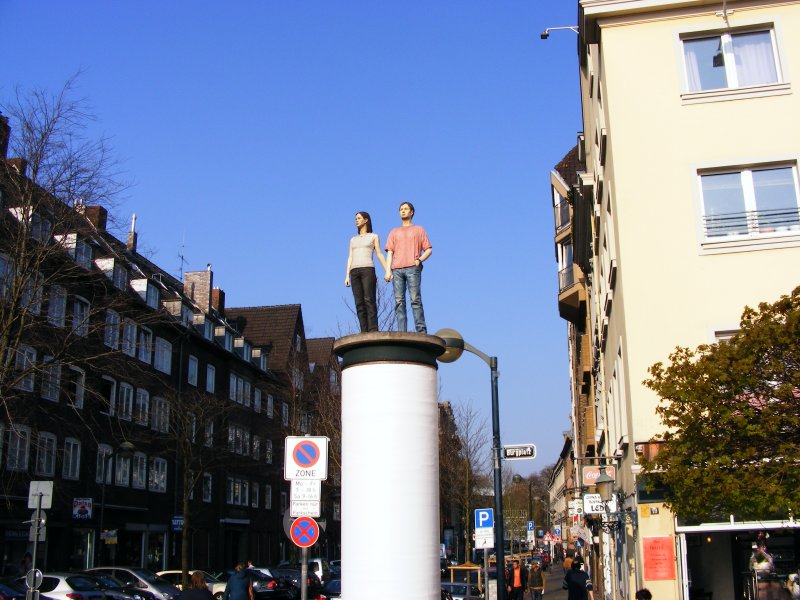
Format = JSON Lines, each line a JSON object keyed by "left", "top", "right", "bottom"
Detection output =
{"left": 436, "top": 328, "right": 507, "bottom": 600}
{"left": 540, "top": 26, "right": 579, "bottom": 39}
{"left": 594, "top": 466, "right": 636, "bottom": 534}
{"left": 97, "top": 441, "right": 135, "bottom": 566}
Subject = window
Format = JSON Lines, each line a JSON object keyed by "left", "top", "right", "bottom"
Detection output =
{"left": 31, "top": 213, "right": 52, "bottom": 243}
{"left": 72, "top": 297, "right": 90, "bottom": 336}
{"left": 65, "top": 366, "right": 85, "bottom": 408}
{"left": 291, "top": 368, "right": 304, "bottom": 391}
{"left": 115, "top": 454, "right": 131, "bottom": 487}
{"left": 137, "top": 327, "right": 152, "bottom": 363}
{"left": 63, "top": 438, "right": 81, "bottom": 480}
{"left": 41, "top": 356, "right": 60, "bottom": 401}
{"left": 0, "top": 253, "right": 12, "bottom": 299}
{"left": 252, "top": 436, "right": 261, "bottom": 461}
{"left": 226, "top": 477, "right": 250, "bottom": 506}
{"left": 254, "top": 389, "right": 262, "bottom": 413}
{"left": 700, "top": 165, "right": 800, "bottom": 239}
{"left": 154, "top": 338, "right": 172, "bottom": 374}
{"left": 265, "top": 439, "right": 273, "bottom": 465}
{"left": 47, "top": 285, "right": 66, "bottom": 326}
{"left": 118, "top": 383, "right": 134, "bottom": 421}
{"left": 146, "top": 284, "right": 159, "bottom": 309}
{"left": 75, "top": 239, "right": 93, "bottom": 269}
{"left": 683, "top": 29, "right": 780, "bottom": 92}
{"left": 113, "top": 263, "right": 127, "bottom": 290}
{"left": 264, "top": 484, "right": 272, "bottom": 509}
{"left": 13, "top": 345, "right": 36, "bottom": 391}
{"left": 149, "top": 457, "right": 167, "bottom": 492}
{"left": 96, "top": 445, "right": 113, "bottom": 484}
{"left": 203, "top": 473, "right": 212, "bottom": 502}
{"left": 187, "top": 355, "right": 198, "bottom": 386}
{"left": 21, "top": 273, "right": 43, "bottom": 315}
{"left": 132, "top": 452, "right": 147, "bottom": 489}
{"left": 228, "top": 424, "right": 250, "bottom": 456}
{"left": 281, "top": 402, "right": 289, "bottom": 427}
{"left": 280, "top": 491, "right": 288, "bottom": 514}
{"left": 151, "top": 397, "right": 169, "bottom": 433}
{"left": 135, "top": 389, "right": 150, "bottom": 426}
{"left": 35, "top": 432, "right": 57, "bottom": 477}
{"left": 105, "top": 310, "right": 120, "bottom": 349}
{"left": 204, "top": 421, "right": 214, "bottom": 447}
{"left": 206, "top": 365, "right": 216, "bottom": 393}
{"left": 122, "top": 319, "right": 137, "bottom": 356}
{"left": 229, "top": 373, "right": 251, "bottom": 405}
{"left": 266, "top": 394, "right": 274, "bottom": 418}
{"left": 6, "top": 426, "right": 31, "bottom": 471}
{"left": 251, "top": 482, "right": 259, "bottom": 508}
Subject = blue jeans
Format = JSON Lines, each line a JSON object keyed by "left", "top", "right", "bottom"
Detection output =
{"left": 531, "top": 589, "right": 543, "bottom": 600}
{"left": 392, "top": 265, "right": 426, "bottom": 333}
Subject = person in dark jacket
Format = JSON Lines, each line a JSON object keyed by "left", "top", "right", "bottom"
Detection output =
{"left": 178, "top": 572, "right": 213, "bottom": 600}
{"left": 528, "top": 562, "right": 546, "bottom": 600}
{"left": 505, "top": 559, "right": 528, "bottom": 600}
{"left": 223, "top": 564, "right": 253, "bottom": 600}
{"left": 563, "top": 559, "right": 594, "bottom": 600}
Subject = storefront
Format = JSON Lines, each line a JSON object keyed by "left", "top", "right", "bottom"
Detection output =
{"left": 676, "top": 518, "right": 800, "bottom": 600}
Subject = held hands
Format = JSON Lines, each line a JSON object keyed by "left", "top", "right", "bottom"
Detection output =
{"left": 384, "top": 271, "right": 392, "bottom": 282}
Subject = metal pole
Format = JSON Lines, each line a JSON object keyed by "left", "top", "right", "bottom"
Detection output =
{"left": 490, "top": 357, "right": 506, "bottom": 600}
{"left": 98, "top": 453, "right": 109, "bottom": 567}
{"left": 300, "top": 546, "right": 308, "bottom": 600}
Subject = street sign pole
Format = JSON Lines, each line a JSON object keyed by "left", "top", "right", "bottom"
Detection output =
{"left": 300, "top": 546, "right": 308, "bottom": 600}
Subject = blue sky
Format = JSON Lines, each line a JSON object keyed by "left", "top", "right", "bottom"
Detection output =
{"left": 2, "top": 1, "right": 581, "bottom": 476}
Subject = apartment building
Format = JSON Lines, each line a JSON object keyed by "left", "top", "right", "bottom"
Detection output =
{"left": 549, "top": 1, "right": 800, "bottom": 598}
{"left": 0, "top": 116, "right": 340, "bottom": 573}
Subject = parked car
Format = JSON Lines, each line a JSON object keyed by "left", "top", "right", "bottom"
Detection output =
{"left": 77, "top": 572, "right": 157, "bottom": 600}
{"left": 275, "top": 560, "right": 330, "bottom": 584}
{"left": 17, "top": 573, "right": 106, "bottom": 600}
{"left": 440, "top": 582, "right": 484, "bottom": 600}
{"left": 212, "top": 571, "right": 293, "bottom": 600}
{"left": 156, "top": 571, "right": 225, "bottom": 599}
{"left": 319, "top": 578, "right": 340, "bottom": 600}
{"left": 87, "top": 568, "right": 179, "bottom": 600}
{"left": 0, "top": 579, "right": 27, "bottom": 600}
{"left": 268, "top": 568, "right": 321, "bottom": 598}
{"left": 328, "top": 561, "right": 340, "bottom": 578}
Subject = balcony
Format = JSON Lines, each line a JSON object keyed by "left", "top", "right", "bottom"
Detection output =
{"left": 555, "top": 200, "right": 571, "bottom": 233}
{"left": 558, "top": 263, "right": 586, "bottom": 323}
{"left": 704, "top": 207, "right": 800, "bottom": 238}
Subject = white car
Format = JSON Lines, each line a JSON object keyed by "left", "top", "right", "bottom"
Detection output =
{"left": 156, "top": 571, "right": 226, "bottom": 599}
{"left": 19, "top": 573, "right": 106, "bottom": 600}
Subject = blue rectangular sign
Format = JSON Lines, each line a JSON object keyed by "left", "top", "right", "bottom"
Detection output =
{"left": 475, "top": 508, "right": 494, "bottom": 529}
{"left": 527, "top": 521, "right": 535, "bottom": 532}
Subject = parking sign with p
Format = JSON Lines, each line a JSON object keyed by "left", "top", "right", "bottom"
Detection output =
{"left": 475, "top": 508, "right": 494, "bottom": 529}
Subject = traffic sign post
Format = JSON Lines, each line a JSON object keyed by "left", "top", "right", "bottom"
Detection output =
{"left": 290, "top": 480, "right": 321, "bottom": 518}
{"left": 290, "top": 516, "right": 320, "bottom": 548}
{"left": 284, "top": 436, "right": 329, "bottom": 480}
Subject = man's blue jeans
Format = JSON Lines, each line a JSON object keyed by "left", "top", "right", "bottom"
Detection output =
{"left": 392, "top": 265, "right": 426, "bottom": 333}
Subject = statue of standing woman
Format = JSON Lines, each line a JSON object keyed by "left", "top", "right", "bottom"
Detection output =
{"left": 345, "top": 212, "right": 390, "bottom": 333}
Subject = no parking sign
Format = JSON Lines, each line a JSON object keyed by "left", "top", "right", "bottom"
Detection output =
{"left": 284, "top": 436, "right": 328, "bottom": 480}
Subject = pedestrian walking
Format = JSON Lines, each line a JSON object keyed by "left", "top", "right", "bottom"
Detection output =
{"left": 562, "top": 559, "right": 593, "bottom": 600}
{"left": 505, "top": 559, "right": 528, "bottom": 600}
{"left": 563, "top": 555, "right": 573, "bottom": 573}
{"left": 223, "top": 563, "right": 254, "bottom": 600}
{"left": 178, "top": 572, "right": 213, "bottom": 600}
{"left": 528, "top": 562, "right": 546, "bottom": 600}
{"left": 635, "top": 589, "right": 652, "bottom": 600}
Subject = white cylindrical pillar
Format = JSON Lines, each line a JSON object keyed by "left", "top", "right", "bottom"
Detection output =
{"left": 334, "top": 333, "right": 445, "bottom": 600}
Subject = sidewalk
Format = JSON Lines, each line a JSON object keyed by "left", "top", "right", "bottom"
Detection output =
{"left": 539, "top": 565, "right": 568, "bottom": 600}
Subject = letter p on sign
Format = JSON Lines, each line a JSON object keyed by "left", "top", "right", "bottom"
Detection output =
{"left": 475, "top": 508, "right": 494, "bottom": 529}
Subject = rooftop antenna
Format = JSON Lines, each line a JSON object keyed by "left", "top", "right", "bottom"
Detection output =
{"left": 178, "top": 232, "right": 189, "bottom": 280}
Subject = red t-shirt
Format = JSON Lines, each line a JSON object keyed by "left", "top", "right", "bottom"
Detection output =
{"left": 385, "top": 224, "right": 431, "bottom": 269}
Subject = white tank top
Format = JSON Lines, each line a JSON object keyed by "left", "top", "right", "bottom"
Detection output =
{"left": 350, "top": 233, "right": 377, "bottom": 269}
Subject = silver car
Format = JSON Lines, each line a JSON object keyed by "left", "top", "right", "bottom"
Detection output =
{"left": 87, "top": 568, "right": 179, "bottom": 600}
{"left": 18, "top": 573, "right": 106, "bottom": 600}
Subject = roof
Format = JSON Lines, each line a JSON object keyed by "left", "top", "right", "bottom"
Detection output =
{"left": 225, "top": 304, "right": 304, "bottom": 371}
{"left": 553, "top": 145, "right": 584, "bottom": 188}
{"left": 306, "top": 337, "right": 335, "bottom": 367}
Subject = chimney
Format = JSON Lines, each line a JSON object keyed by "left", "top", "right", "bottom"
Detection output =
{"left": 0, "top": 115, "right": 9, "bottom": 159}
{"left": 7, "top": 158, "right": 28, "bottom": 176}
{"left": 127, "top": 213, "right": 138, "bottom": 252}
{"left": 212, "top": 288, "right": 225, "bottom": 316}
{"left": 84, "top": 206, "right": 108, "bottom": 231}
{"left": 184, "top": 269, "right": 213, "bottom": 314}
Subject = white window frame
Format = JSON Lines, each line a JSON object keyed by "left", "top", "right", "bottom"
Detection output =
{"left": 154, "top": 337, "right": 172, "bottom": 374}
{"left": 35, "top": 432, "right": 57, "bottom": 477}
{"left": 681, "top": 27, "right": 782, "bottom": 95}
{"left": 105, "top": 310, "right": 120, "bottom": 349}
{"left": 96, "top": 444, "right": 113, "bottom": 484}
{"left": 118, "top": 383, "right": 134, "bottom": 421}
{"left": 145, "top": 283, "right": 159, "bottom": 309}
{"left": 102, "top": 376, "right": 117, "bottom": 415}
{"left": 148, "top": 457, "right": 167, "bottom": 493}
{"left": 115, "top": 454, "right": 131, "bottom": 487}
{"left": 135, "top": 388, "right": 150, "bottom": 426}
{"left": 697, "top": 163, "right": 800, "bottom": 252}
{"left": 151, "top": 397, "right": 169, "bottom": 433}
{"left": 187, "top": 355, "right": 198, "bottom": 386}
{"left": 21, "top": 272, "right": 43, "bottom": 315}
{"left": 254, "top": 388, "right": 262, "bottom": 413}
{"left": 265, "top": 439, "right": 273, "bottom": 465}
{"left": 6, "top": 425, "right": 31, "bottom": 471}
{"left": 63, "top": 437, "right": 81, "bottom": 480}
{"left": 13, "top": 345, "right": 36, "bottom": 392}
{"left": 137, "top": 327, "right": 153, "bottom": 364}
{"left": 122, "top": 319, "right": 137, "bottom": 357}
{"left": 72, "top": 296, "right": 90, "bottom": 337}
{"left": 47, "top": 285, "right": 66, "bottom": 326}
{"left": 132, "top": 452, "right": 147, "bottom": 489}
{"left": 252, "top": 435, "right": 261, "bottom": 461}
{"left": 0, "top": 253, "right": 12, "bottom": 300}
{"left": 66, "top": 366, "right": 85, "bottom": 408}
{"left": 206, "top": 364, "right": 216, "bottom": 393}
{"left": 75, "top": 239, "right": 93, "bottom": 269}
{"left": 41, "top": 356, "right": 61, "bottom": 401}
{"left": 266, "top": 394, "right": 274, "bottom": 418}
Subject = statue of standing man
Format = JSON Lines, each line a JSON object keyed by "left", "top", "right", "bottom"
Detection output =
{"left": 385, "top": 201, "right": 432, "bottom": 333}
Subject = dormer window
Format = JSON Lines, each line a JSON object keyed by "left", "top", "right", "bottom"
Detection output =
{"left": 131, "top": 279, "right": 160, "bottom": 310}
{"left": 55, "top": 233, "right": 93, "bottom": 269}
{"left": 234, "top": 338, "right": 252, "bottom": 361}
{"left": 215, "top": 326, "right": 233, "bottom": 352}
{"left": 95, "top": 258, "right": 128, "bottom": 290}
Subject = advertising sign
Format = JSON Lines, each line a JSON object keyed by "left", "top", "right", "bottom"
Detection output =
{"left": 581, "top": 465, "right": 616, "bottom": 487}
{"left": 643, "top": 537, "right": 676, "bottom": 580}
{"left": 73, "top": 498, "right": 93, "bottom": 520}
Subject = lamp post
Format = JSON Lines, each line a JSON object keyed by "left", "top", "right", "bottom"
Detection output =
{"left": 97, "top": 441, "right": 135, "bottom": 566}
{"left": 436, "top": 328, "right": 507, "bottom": 600}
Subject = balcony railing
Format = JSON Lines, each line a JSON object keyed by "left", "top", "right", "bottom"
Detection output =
{"left": 704, "top": 207, "right": 800, "bottom": 238}
{"left": 555, "top": 201, "right": 571, "bottom": 231}
{"left": 558, "top": 264, "right": 575, "bottom": 292}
